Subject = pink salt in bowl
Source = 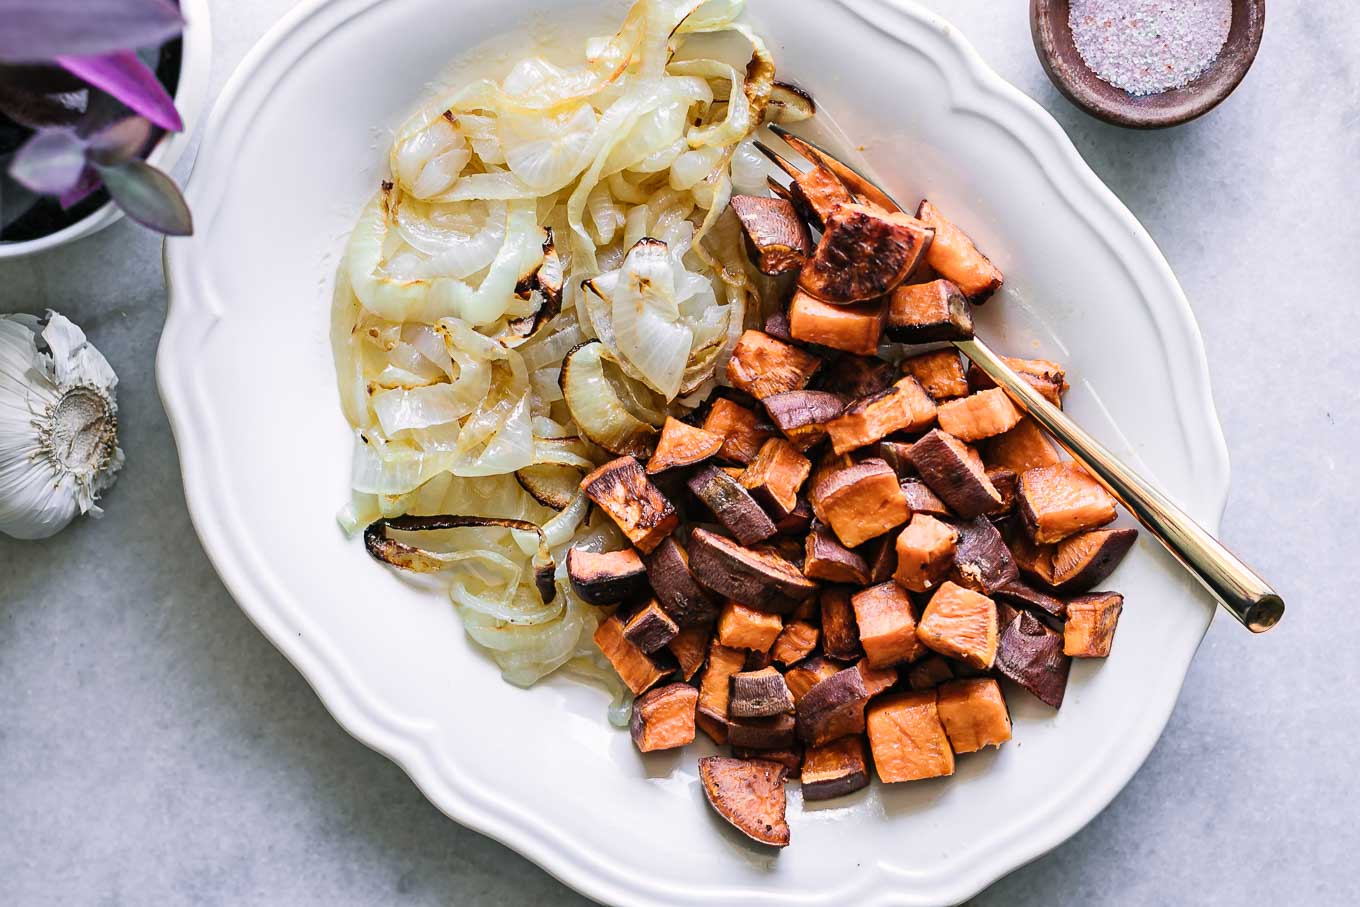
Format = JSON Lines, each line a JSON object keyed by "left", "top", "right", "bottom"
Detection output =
{"left": 1031, "top": 0, "right": 1265, "bottom": 128}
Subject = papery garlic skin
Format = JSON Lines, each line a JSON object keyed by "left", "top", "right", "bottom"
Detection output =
{"left": 0, "top": 312, "right": 124, "bottom": 540}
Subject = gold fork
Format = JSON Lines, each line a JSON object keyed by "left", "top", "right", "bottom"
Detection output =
{"left": 758, "top": 124, "right": 1283, "bottom": 633}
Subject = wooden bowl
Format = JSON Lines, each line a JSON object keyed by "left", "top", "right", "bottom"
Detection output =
{"left": 1031, "top": 0, "right": 1265, "bottom": 129}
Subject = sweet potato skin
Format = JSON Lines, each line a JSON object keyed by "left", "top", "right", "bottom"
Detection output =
{"left": 935, "top": 678, "right": 1012, "bottom": 753}
{"left": 819, "top": 586, "right": 863, "bottom": 662}
{"left": 631, "top": 683, "right": 699, "bottom": 752}
{"left": 866, "top": 691, "right": 956, "bottom": 782}
{"left": 581, "top": 457, "right": 678, "bottom": 554}
{"left": 566, "top": 547, "right": 649, "bottom": 605}
{"left": 688, "top": 528, "right": 818, "bottom": 614}
{"left": 799, "top": 204, "right": 933, "bottom": 303}
{"left": 730, "top": 194, "right": 813, "bottom": 275}
{"left": 727, "top": 330, "right": 822, "bottom": 401}
{"left": 803, "top": 525, "right": 870, "bottom": 585}
{"left": 698, "top": 756, "right": 790, "bottom": 847}
{"left": 908, "top": 429, "right": 1002, "bottom": 518}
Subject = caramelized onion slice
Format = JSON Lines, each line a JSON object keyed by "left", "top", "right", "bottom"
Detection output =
{"left": 560, "top": 341, "right": 660, "bottom": 457}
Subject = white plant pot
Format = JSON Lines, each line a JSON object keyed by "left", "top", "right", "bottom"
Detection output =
{"left": 0, "top": 0, "right": 212, "bottom": 260}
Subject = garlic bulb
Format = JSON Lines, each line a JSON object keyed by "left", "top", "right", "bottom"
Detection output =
{"left": 0, "top": 311, "right": 124, "bottom": 540}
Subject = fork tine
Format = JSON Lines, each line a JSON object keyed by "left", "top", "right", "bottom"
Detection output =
{"left": 753, "top": 139, "right": 806, "bottom": 179}
{"left": 767, "top": 124, "right": 905, "bottom": 214}
{"left": 766, "top": 176, "right": 794, "bottom": 202}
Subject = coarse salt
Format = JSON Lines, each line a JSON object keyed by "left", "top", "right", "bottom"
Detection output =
{"left": 1069, "top": 0, "right": 1232, "bottom": 97}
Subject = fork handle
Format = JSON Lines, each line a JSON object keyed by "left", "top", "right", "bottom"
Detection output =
{"left": 956, "top": 337, "right": 1284, "bottom": 632}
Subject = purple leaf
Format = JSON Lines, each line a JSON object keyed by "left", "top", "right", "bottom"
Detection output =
{"left": 56, "top": 52, "right": 182, "bottom": 132}
{"left": 0, "top": 0, "right": 184, "bottom": 63}
{"left": 59, "top": 167, "right": 103, "bottom": 209}
{"left": 95, "top": 159, "right": 192, "bottom": 236}
{"left": 9, "top": 128, "right": 87, "bottom": 195}
{"left": 88, "top": 117, "right": 154, "bottom": 167}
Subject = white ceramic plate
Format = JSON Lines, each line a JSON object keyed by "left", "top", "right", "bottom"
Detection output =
{"left": 159, "top": 1, "right": 1230, "bottom": 904}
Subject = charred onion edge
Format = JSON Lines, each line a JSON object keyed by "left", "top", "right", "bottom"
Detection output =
{"left": 364, "top": 515, "right": 556, "bottom": 604}
{"left": 559, "top": 340, "right": 660, "bottom": 458}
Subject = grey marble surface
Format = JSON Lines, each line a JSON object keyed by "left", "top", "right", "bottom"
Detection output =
{"left": 1, "top": 1, "right": 1356, "bottom": 904}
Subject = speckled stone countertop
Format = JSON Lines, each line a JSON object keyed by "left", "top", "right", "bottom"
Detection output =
{"left": 1, "top": 1, "right": 1356, "bottom": 904}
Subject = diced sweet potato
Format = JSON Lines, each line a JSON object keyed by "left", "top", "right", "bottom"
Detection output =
{"left": 744, "top": 647, "right": 774, "bottom": 672}
{"left": 901, "top": 349, "right": 970, "bottom": 401}
{"left": 702, "top": 397, "right": 773, "bottom": 465}
{"left": 819, "top": 355, "right": 899, "bottom": 398}
{"left": 826, "top": 377, "right": 938, "bottom": 455}
{"left": 935, "top": 678, "right": 1011, "bottom": 753}
{"left": 800, "top": 204, "right": 933, "bottom": 303}
{"left": 644, "top": 537, "right": 719, "bottom": 627}
{"left": 907, "top": 429, "right": 1002, "bottom": 518}
{"left": 907, "top": 654, "right": 954, "bottom": 690}
{"left": 727, "top": 330, "right": 822, "bottom": 400}
{"left": 788, "top": 290, "right": 887, "bottom": 356}
{"left": 595, "top": 613, "right": 671, "bottom": 695}
{"left": 949, "top": 515, "right": 1019, "bottom": 595}
{"left": 936, "top": 388, "right": 1023, "bottom": 442}
{"left": 801, "top": 736, "right": 870, "bottom": 801}
{"left": 739, "top": 437, "right": 811, "bottom": 518}
{"left": 698, "top": 756, "right": 789, "bottom": 847}
{"left": 623, "top": 600, "right": 680, "bottom": 653}
{"left": 886, "top": 278, "right": 974, "bottom": 343}
{"left": 730, "top": 194, "right": 813, "bottom": 275}
{"left": 727, "top": 713, "right": 797, "bottom": 750}
{"left": 804, "top": 525, "right": 870, "bottom": 584}
{"left": 668, "top": 625, "right": 712, "bottom": 681}
{"left": 688, "top": 528, "right": 818, "bottom": 614}
{"left": 630, "top": 683, "right": 698, "bottom": 752}
{"left": 581, "top": 457, "right": 678, "bottom": 554}
{"left": 894, "top": 513, "right": 959, "bottom": 593}
{"left": 969, "top": 357, "right": 1068, "bottom": 407}
{"left": 852, "top": 582, "right": 922, "bottom": 668}
{"left": 646, "top": 417, "right": 723, "bottom": 474}
{"left": 863, "top": 534, "right": 898, "bottom": 585}
{"left": 901, "top": 478, "right": 952, "bottom": 519}
{"left": 688, "top": 465, "right": 778, "bottom": 546}
{"left": 763, "top": 390, "right": 845, "bottom": 452}
{"left": 874, "top": 440, "right": 916, "bottom": 479}
{"left": 770, "top": 621, "right": 820, "bottom": 667}
{"left": 916, "top": 199, "right": 1003, "bottom": 301}
{"left": 763, "top": 307, "right": 793, "bottom": 342}
{"left": 732, "top": 745, "right": 803, "bottom": 773}
{"left": 784, "top": 656, "right": 840, "bottom": 703}
{"left": 856, "top": 658, "right": 899, "bottom": 697}
{"left": 1049, "top": 527, "right": 1138, "bottom": 592}
{"left": 786, "top": 161, "right": 854, "bottom": 230}
{"left": 809, "top": 458, "right": 910, "bottom": 548}
{"left": 819, "top": 586, "right": 862, "bottom": 661}
{"left": 986, "top": 466, "right": 1018, "bottom": 514}
{"left": 983, "top": 418, "right": 1063, "bottom": 473}
{"left": 730, "top": 667, "right": 795, "bottom": 718}
{"left": 796, "top": 667, "right": 874, "bottom": 746}
{"left": 698, "top": 641, "right": 747, "bottom": 741}
{"left": 718, "top": 601, "right": 785, "bottom": 652}
{"left": 1019, "top": 462, "right": 1118, "bottom": 544}
{"left": 866, "top": 691, "right": 956, "bottom": 782}
{"left": 566, "top": 547, "right": 649, "bottom": 605}
{"left": 774, "top": 498, "right": 813, "bottom": 536}
{"left": 1063, "top": 591, "right": 1124, "bottom": 657}
{"left": 917, "top": 581, "right": 998, "bottom": 670}
{"left": 996, "top": 578, "right": 1066, "bottom": 620}
{"left": 995, "top": 610, "right": 1070, "bottom": 708}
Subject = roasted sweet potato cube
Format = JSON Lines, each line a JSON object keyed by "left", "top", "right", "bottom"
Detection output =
{"left": 983, "top": 418, "right": 1063, "bottom": 473}
{"left": 995, "top": 610, "right": 1070, "bottom": 708}
{"left": 1049, "top": 528, "right": 1138, "bottom": 591}
{"left": 804, "top": 525, "right": 870, "bottom": 584}
{"left": 623, "top": 600, "right": 680, "bottom": 653}
{"left": 969, "top": 357, "right": 1068, "bottom": 407}
{"left": 774, "top": 498, "right": 814, "bottom": 536}
{"left": 886, "top": 278, "right": 974, "bottom": 343}
{"left": 645, "top": 537, "right": 719, "bottom": 627}
{"left": 866, "top": 691, "right": 956, "bottom": 782}
{"left": 697, "top": 641, "right": 747, "bottom": 741}
{"left": 864, "top": 534, "right": 898, "bottom": 585}
{"left": 688, "top": 465, "right": 778, "bottom": 546}
{"left": 809, "top": 458, "right": 910, "bottom": 548}
{"left": 788, "top": 290, "right": 887, "bottom": 356}
{"left": 819, "top": 355, "right": 899, "bottom": 398}
{"left": 581, "top": 457, "right": 678, "bottom": 554}
{"left": 996, "top": 578, "right": 1066, "bottom": 620}
{"left": 732, "top": 745, "right": 803, "bottom": 773}
{"left": 800, "top": 204, "right": 933, "bottom": 303}
{"left": 727, "top": 330, "right": 822, "bottom": 401}
{"left": 908, "top": 429, "right": 1002, "bottom": 518}
{"left": 688, "top": 529, "right": 818, "bottom": 614}
{"left": 856, "top": 658, "right": 899, "bottom": 697}
{"left": 852, "top": 582, "right": 922, "bottom": 668}
{"left": 916, "top": 199, "right": 1003, "bottom": 302}
{"left": 901, "top": 349, "right": 970, "bottom": 401}
{"left": 630, "top": 683, "right": 698, "bottom": 752}
{"left": 901, "top": 478, "right": 952, "bottom": 519}
{"left": 595, "top": 613, "right": 670, "bottom": 696}
{"left": 566, "top": 547, "right": 649, "bottom": 605}
{"left": 819, "top": 586, "right": 862, "bottom": 661}
{"left": 770, "top": 621, "right": 820, "bottom": 666}
{"left": 698, "top": 756, "right": 789, "bottom": 847}
{"left": 894, "top": 513, "right": 959, "bottom": 593}
{"left": 907, "top": 654, "right": 955, "bottom": 690}
{"left": 935, "top": 678, "right": 1011, "bottom": 753}
{"left": 917, "top": 582, "right": 998, "bottom": 670}
{"left": 727, "top": 713, "right": 797, "bottom": 750}
{"left": 936, "top": 388, "right": 1023, "bottom": 442}
{"left": 874, "top": 440, "right": 915, "bottom": 479}
{"left": 784, "top": 656, "right": 840, "bottom": 703}
{"left": 717, "top": 601, "right": 785, "bottom": 652}
{"left": 949, "top": 515, "right": 1019, "bottom": 595}
{"left": 1019, "top": 462, "right": 1118, "bottom": 544}
{"left": 801, "top": 736, "right": 870, "bottom": 801}
{"left": 986, "top": 467, "right": 1018, "bottom": 514}
{"left": 763, "top": 390, "right": 845, "bottom": 452}
{"left": 796, "top": 667, "right": 874, "bottom": 746}
{"left": 702, "top": 397, "right": 773, "bottom": 465}
{"left": 740, "top": 438, "right": 811, "bottom": 518}
{"left": 730, "top": 667, "right": 796, "bottom": 718}
{"left": 731, "top": 195, "right": 814, "bottom": 275}
{"left": 646, "top": 417, "right": 723, "bottom": 474}
{"left": 826, "top": 377, "right": 937, "bottom": 455}
{"left": 787, "top": 162, "right": 854, "bottom": 231}
{"left": 668, "top": 625, "right": 712, "bottom": 681}
{"left": 1064, "top": 591, "right": 1124, "bottom": 657}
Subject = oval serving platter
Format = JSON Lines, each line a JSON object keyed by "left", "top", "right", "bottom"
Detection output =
{"left": 159, "top": 0, "right": 1230, "bottom": 904}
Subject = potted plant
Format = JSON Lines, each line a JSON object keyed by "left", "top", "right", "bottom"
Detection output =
{"left": 0, "top": 0, "right": 212, "bottom": 258}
